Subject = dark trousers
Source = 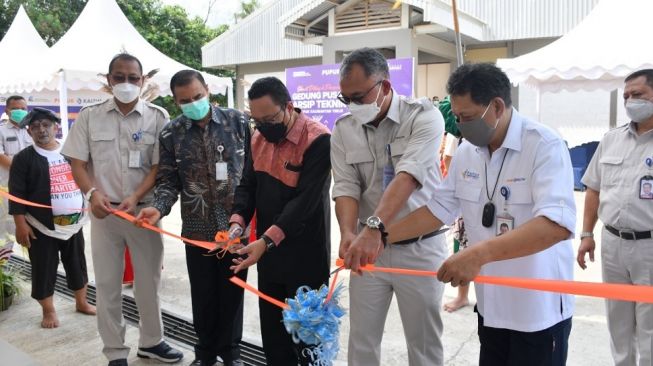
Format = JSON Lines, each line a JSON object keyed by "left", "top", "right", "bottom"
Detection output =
{"left": 258, "top": 277, "right": 327, "bottom": 366}
{"left": 28, "top": 228, "right": 87, "bottom": 300}
{"left": 186, "top": 245, "right": 247, "bottom": 363}
{"left": 478, "top": 310, "right": 572, "bottom": 366}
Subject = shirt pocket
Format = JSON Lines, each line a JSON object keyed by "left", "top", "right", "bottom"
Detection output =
{"left": 89, "top": 131, "right": 116, "bottom": 163}
{"left": 346, "top": 148, "right": 375, "bottom": 184}
{"left": 4, "top": 137, "right": 19, "bottom": 156}
{"left": 599, "top": 155, "right": 623, "bottom": 187}
{"left": 508, "top": 184, "right": 533, "bottom": 205}
{"left": 454, "top": 180, "right": 483, "bottom": 228}
{"left": 136, "top": 133, "right": 156, "bottom": 166}
{"left": 389, "top": 139, "right": 407, "bottom": 166}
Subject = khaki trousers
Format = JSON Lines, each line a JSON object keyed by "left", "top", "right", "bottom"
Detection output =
{"left": 91, "top": 208, "right": 164, "bottom": 361}
{"left": 347, "top": 234, "right": 447, "bottom": 366}
{"left": 602, "top": 226, "right": 653, "bottom": 366}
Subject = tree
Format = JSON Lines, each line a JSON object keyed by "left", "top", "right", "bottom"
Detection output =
{"left": 235, "top": 0, "right": 260, "bottom": 23}
{"left": 0, "top": 0, "right": 88, "bottom": 46}
{"left": 0, "top": 0, "right": 231, "bottom": 115}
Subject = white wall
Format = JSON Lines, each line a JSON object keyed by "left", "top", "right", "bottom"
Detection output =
{"left": 518, "top": 87, "right": 627, "bottom": 148}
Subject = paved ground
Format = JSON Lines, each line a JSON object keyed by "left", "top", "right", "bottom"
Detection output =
{"left": 0, "top": 192, "right": 614, "bottom": 365}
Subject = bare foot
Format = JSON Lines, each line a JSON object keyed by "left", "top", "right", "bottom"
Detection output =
{"left": 41, "top": 311, "right": 60, "bottom": 328}
{"left": 443, "top": 297, "right": 470, "bottom": 313}
{"left": 76, "top": 302, "right": 96, "bottom": 315}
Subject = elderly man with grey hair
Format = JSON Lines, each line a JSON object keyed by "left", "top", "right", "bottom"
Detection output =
{"left": 331, "top": 47, "right": 448, "bottom": 365}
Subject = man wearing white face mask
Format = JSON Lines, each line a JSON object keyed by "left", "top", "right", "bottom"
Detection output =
{"left": 331, "top": 47, "right": 448, "bottom": 366}
{"left": 63, "top": 53, "right": 183, "bottom": 366}
{"left": 384, "top": 63, "right": 576, "bottom": 366}
{"left": 578, "top": 69, "right": 653, "bottom": 366}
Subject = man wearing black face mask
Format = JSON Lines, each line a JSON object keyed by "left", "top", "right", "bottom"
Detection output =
{"left": 385, "top": 63, "right": 577, "bottom": 366}
{"left": 578, "top": 69, "right": 653, "bottom": 366}
{"left": 229, "top": 76, "right": 331, "bottom": 366}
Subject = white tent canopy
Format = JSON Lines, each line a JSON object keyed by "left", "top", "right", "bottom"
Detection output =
{"left": 0, "top": 5, "right": 53, "bottom": 94}
{"left": 42, "top": 0, "right": 232, "bottom": 98}
{"left": 496, "top": 0, "right": 653, "bottom": 93}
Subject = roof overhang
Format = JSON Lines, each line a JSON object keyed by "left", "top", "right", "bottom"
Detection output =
{"left": 279, "top": 0, "right": 487, "bottom": 44}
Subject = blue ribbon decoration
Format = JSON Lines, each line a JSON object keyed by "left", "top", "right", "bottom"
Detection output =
{"left": 282, "top": 283, "right": 346, "bottom": 365}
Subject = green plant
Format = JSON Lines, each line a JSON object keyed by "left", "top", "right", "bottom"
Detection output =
{"left": 0, "top": 259, "right": 20, "bottom": 311}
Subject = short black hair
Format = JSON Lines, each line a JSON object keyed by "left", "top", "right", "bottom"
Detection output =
{"left": 447, "top": 63, "right": 512, "bottom": 107}
{"left": 248, "top": 77, "right": 291, "bottom": 107}
{"left": 340, "top": 47, "right": 389, "bottom": 80}
{"left": 625, "top": 69, "right": 653, "bottom": 89}
{"left": 6, "top": 95, "right": 25, "bottom": 108}
{"left": 170, "top": 70, "right": 207, "bottom": 98}
{"left": 108, "top": 53, "right": 143, "bottom": 75}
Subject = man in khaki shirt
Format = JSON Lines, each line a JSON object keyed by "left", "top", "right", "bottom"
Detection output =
{"left": 0, "top": 95, "right": 33, "bottom": 249}
{"left": 331, "top": 48, "right": 447, "bottom": 366}
{"left": 578, "top": 69, "right": 653, "bottom": 366}
{"left": 62, "top": 53, "right": 182, "bottom": 366}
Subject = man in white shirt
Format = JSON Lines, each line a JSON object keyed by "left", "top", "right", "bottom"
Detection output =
{"left": 382, "top": 63, "right": 576, "bottom": 365}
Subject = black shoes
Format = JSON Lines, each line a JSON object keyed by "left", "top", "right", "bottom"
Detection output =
{"left": 137, "top": 341, "right": 184, "bottom": 363}
{"left": 107, "top": 359, "right": 127, "bottom": 366}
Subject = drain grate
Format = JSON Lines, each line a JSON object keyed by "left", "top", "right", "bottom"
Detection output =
{"left": 7, "top": 256, "right": 267, "bottom": 366}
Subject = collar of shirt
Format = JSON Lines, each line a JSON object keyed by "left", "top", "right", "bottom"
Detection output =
{"left": 284, "top": 108, "right": 308, "bottom": 145}
{"left": 627, "top": 121, "right": 653, "bottom": 138}
{"left": 104, "top": 97, "right": 144, "bottom": 117}
{"left": 6, "top": 121, "right": 20, "bottom": 130}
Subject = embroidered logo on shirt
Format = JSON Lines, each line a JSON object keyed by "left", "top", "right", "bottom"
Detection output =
{"left": 506, "top": 177, "right": 527, "bottom": 183}
{"left": 462, "top": 169, "right": 480, "bottom": 181}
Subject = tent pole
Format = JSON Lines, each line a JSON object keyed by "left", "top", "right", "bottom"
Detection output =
{"left": 535, "top": 88, "right": 542, "bottom": 122}
{"left": 227, "top": 84, "right": 234, "bottom": 108}
{"left": 58, "top": 70, "right": 69, "bottom": 139}
{"left": 452, "top": 0, "right": 464, "bottom": 67}
{"left": 609, "top": 89, "right": 617, "bottom": 129}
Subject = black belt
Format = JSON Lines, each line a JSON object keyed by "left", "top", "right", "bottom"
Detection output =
{"left": 393, "top": 227, "right": 448, "bottom": 245}
{"left": 605, "top": 225, "right": 652, "bottom": 240}
{"left": 109, "top": 201, "right": 146, "bottom": 206}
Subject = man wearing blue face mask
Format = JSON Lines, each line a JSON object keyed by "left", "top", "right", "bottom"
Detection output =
{"left": 137, "top": 69, "right": 249, "bottom": 366}
{"left": 63, "top": 53, "right": 182, "bottom": 366}
{"left": 331, "top": 47, "right": 448, "bottom": 366}
{"left": 578, "top": 69, "right": 653, "bottom": 366}
{"left": 0, "top": 95, "right": 33, "bottom": 258}
{"left": 384, "top": 63, "right": 576, "bottom": 366}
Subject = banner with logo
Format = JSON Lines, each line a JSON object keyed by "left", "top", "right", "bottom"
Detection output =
{"left": 0, "top": 90, "right": 110, "bottom": 128}
{"left": 285, "top": 58, "right": 414, "bottom": 130}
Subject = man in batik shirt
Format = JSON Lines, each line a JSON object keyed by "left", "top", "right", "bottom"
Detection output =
{"left": 138, "top": 70, "right": 249, "bottom": 366}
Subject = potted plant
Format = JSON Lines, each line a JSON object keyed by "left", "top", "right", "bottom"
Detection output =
{"left": 0, "top": 259, "right": 20, "bottom": 311}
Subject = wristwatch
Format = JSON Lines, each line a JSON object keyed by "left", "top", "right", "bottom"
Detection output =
{"left": 364, "top": 216, "right": 389, "bottom": 247}
{"left": 261, "top": 234, "right": 275, "bottom": 251}
{"left": 580, "top": 231, "right": 594, "bottom": 239}
{"left": 85, "top": 187, "right": 98, "bottom": 202}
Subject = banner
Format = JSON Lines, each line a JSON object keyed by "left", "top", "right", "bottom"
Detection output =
{"left": 0, "top": 90, "right": 110, "bottom": 128}
{"left": 285, "top": 58, "right": 414, "bottom": 130}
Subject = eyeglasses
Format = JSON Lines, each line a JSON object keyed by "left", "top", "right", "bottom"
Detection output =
{"left": 249, "top": 108, "right": 285, "bottom": 125}
{"left": 109, "top": 74, "right": 142, "bottom": 84}
{"left": 29, "top": 120, "right": 54, "bottom": 130}
{"left": 337, "top": 80, "right": 383, "bottom": 105}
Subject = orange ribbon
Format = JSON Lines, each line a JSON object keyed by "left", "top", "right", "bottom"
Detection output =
{"left": 1, "top": 189, "right": 217, "bottom": 251}
{"left": 230, "top": 276, "right": 290, "bottom": 309}
{"left": 335, "top": 258, "right": 653, "bottom": 304}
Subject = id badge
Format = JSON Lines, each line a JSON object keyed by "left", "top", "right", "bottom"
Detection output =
{"left": 495, "top": 211, "right": 514, "bottom": 236}
{"left": 216, "top": 162, "right": 228, "bottom": 180}
{"left": 640, "top": 175, "right": 653, "bottom": 199}
{"left": 128, "top": 150, "right": 141, "bottom": 168}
